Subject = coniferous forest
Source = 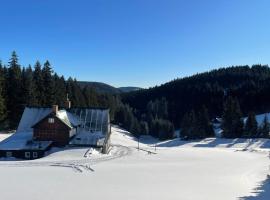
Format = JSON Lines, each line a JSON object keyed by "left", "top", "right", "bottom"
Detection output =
{"left": 1, "top": 52, "right": 270, "bottom": 140}
{"left": 122, "top": 64, "right": 270, "bottom": 139}
{"left": 0, "top": 52, "right": 123, "bottom": 129}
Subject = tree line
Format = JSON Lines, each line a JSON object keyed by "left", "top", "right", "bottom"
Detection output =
{"left": 0, "top": 51, "right": 121, "bottom": 128}
{"left": 114, "top": 97, "right": 175, "bottom": 140}
{"left": 1, "top": 52, "right": 269, "bottom": 140}
{"left": 179, "top": 96, "right": 270, "bottom": 139}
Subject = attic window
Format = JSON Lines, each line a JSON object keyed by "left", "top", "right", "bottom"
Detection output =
{"left": 48, "top": 118, "right": 55, "bottom": 123}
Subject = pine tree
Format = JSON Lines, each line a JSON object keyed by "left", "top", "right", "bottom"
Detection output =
{"left": 222, "top": 97, "right": 244, "bottom": 138}
{"left": 260, "top": 115, "right": 270, "bottom": 138}
{"left": 244, "top": 112, "right": 258, "bottom": 138}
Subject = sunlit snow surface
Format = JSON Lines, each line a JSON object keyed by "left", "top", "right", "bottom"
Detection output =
{"left": 0, "top": 126, "right": 269, "bottom": 200}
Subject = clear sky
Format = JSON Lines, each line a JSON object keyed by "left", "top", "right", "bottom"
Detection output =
{"left": 1, "top": 0, "right": 270, "bottom": 88}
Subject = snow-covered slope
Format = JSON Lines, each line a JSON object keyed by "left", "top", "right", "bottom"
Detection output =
{"left": 0, "top": 126, "right": 269, "bottom": 200}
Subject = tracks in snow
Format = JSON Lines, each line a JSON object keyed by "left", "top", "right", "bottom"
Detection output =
{"left": 0, "top": 145, "right": 132, "bottom": 173}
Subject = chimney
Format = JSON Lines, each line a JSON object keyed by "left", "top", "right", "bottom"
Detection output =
{"left": 52, "top": 105, "right": 58, "bottom": 113}
{"left": 65, "top": 93, "right": 71, "bottom": 109}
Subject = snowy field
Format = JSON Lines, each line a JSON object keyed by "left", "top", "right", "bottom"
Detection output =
{"left": 0, "top": 126, "right": 269, "bottom": 200}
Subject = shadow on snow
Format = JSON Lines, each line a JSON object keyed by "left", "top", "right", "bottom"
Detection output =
{"left": 239, "top": 176, "right": 270, "bottom": 200}
{"left": 156, "top": 137, "right": 270, "bottom": 149}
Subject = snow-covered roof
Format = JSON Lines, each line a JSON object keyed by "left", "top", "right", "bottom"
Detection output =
{"left": 56, "top": 110, "right": 81, "bottom": 128}
{"left": 17, "top": 107, "right": 52, "bottom": 133}
{"left": 0, "top": 132, "right": 52, "bottom": 150}
{"left": 244, "top": 112, "right": 270, "bottom": 127}
{"left": 69, "top": 108, "right": 110, "bottom": 134}
{"left": 69, "top": 130, "right": 105, "bottom": 147}
{"left": 18, "top": 107, "right": 109, "bottom": 132}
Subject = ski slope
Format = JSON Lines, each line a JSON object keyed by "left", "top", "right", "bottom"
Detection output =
{"left": 0, "top": 126, "right": 269, "bottom": 200}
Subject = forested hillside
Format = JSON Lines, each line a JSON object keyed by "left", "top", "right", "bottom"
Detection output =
{"left": 120, "top": 65, "right": 270, "bottom": 139}
{"left": 122, "top": 65, "right": 270, "bottom": 125}
{"left": 77, "top": 81, "right": 142, "bottom": 94}
{"left": 78, "top": 81, "right": 122, "bottom": 94}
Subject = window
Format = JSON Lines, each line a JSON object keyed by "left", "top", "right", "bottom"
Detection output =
{"left": 33, "top": 152, "right": 38, "bottom": 158}
{"left": 6, "top": 151, "right": 12, "bottom": 157}
{"left": 48, "top": 118, "right": 55, "bottom": 123}
{"left": 25, "top": 152, "right": 31, "bottom": 159}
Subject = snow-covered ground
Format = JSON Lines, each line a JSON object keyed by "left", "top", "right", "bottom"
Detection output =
{"left": 0, "top": 126, "right": 269, "bottom": 200}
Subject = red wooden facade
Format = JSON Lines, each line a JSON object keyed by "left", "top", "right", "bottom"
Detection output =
{"left": 33, "top": 113, "right": 73, "bottom": 146}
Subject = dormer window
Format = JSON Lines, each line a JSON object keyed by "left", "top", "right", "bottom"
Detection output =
{"left": 48, "top": 118, "right": 55, "bottom": 123}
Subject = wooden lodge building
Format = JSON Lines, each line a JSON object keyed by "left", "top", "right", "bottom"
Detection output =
{"left": 0, "top": 99, "right": 111, "bottom": 159}
{"left": 32, "top": 105, "right": 80, "bottom": 146}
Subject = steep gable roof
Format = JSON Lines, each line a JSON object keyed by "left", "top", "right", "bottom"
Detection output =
{"left": 31, "top": 110, "right": 81, "bottom": 129}
{"left": 17, "top": 107, "right": 52, "bottom": 132}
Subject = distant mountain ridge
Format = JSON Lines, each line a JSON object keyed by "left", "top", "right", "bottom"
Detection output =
{"left": 118, "top": 87, "right": 141, "bottom": 93}
{"left": 78, "top": 81, "right": 142, "bottom": 94}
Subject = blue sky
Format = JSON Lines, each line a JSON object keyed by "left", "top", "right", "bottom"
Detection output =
{"left": 1, "top": 0, "right": 270, "bottom": 88}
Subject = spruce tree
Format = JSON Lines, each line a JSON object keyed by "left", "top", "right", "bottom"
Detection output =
{"left": 21, "top": 66, "right": 37, "bottom": 106}
{"left": 33, "top": 61, "right": 44, "bottom": 105}
{"left": 83, "top": 86, "right": 99, "bottom": 107}
{"left": 222, "top": 97, "right": 244, "bottom": 138}
{"left": 0, "top": 88, "right": 6, "bottom": 122}
{"left": 114, "top": 104, "right": 126, "bottom": 126}
{"left": 130, "top": 117, "right": 141, "bottom": 137}
{"left": 7, "top": 51, "right": 23, "bottom": 127}
{"left": 42, "top": 60, "right": 54, "bottom": 106}
{"left": 150, "top": 118, "right": 174, "bottom": 140}
{"left": 0, "top": 61, "right": 7, "bottom": 122}
{"left": 197, "top": 106, "right": 215, "bottom": 138}
{"left": 53, "top": 74, "right": 67, "bottom": 107}
{"left": 244, "top": 112, "right": 258, "bottom": 138}
{"left": 181, "top": 110, "right": 199, "bottom": 139}
{"left": 140, "top": 121, "right": 149, "bottom": 135}
{"left": 66, "top": 78, "right": 86, "bottom": 107}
